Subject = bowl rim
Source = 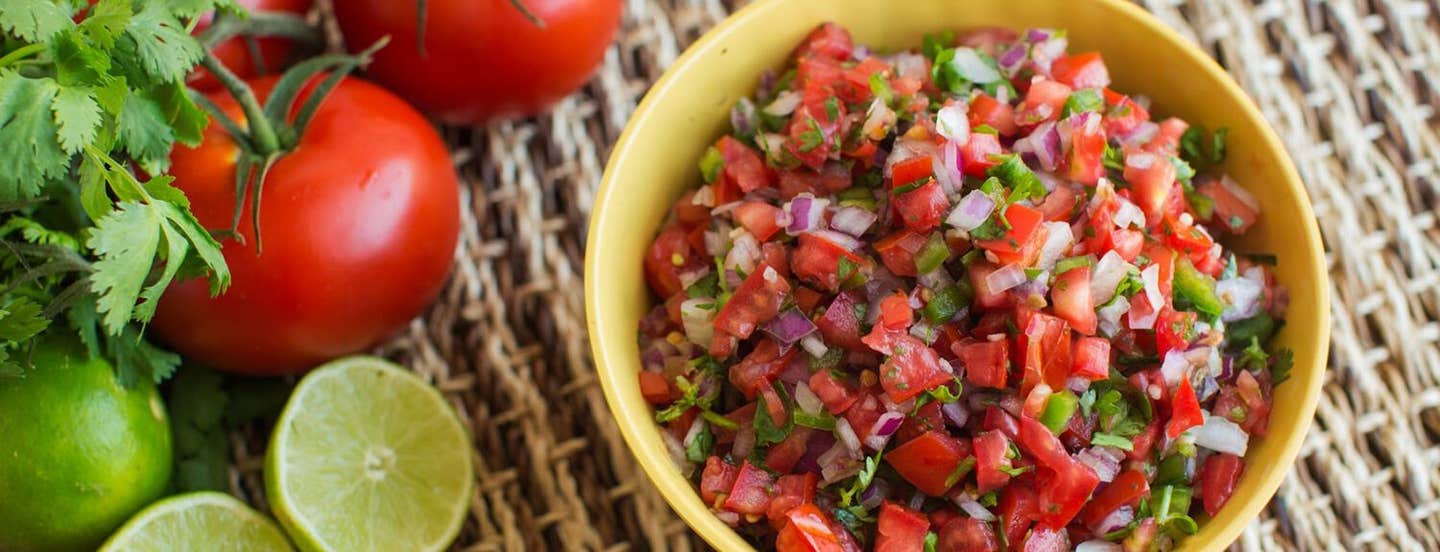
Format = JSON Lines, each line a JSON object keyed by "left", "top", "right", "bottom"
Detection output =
{"left": 585, "top": 1, "right": 1330, "bottom": 549}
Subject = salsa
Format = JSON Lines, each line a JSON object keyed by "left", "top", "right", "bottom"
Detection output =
{"left": 637, "top": 23, "right": 1290, "bottom": 552}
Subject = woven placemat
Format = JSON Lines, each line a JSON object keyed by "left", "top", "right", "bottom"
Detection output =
{"left": 222, "top": 0, "right": 1440, "bottom": 550}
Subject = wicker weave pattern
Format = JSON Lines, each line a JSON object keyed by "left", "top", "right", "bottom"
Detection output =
{"left": 227, "top": 1, "right": 1440, "bottom": 550}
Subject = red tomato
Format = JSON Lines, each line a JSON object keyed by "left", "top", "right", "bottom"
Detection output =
{"left": 817, "top": 291, "right": 866, "bottom": 351}
{"left": 776, "top": 504, "right": 846, "bottom": 552}
{"left": 1015, "top": 79, "right": 1072, "bottom": 126}
{"left": 1154, "top": 307, "right": 1195, "bottom": 358}
{"left": 1067, "top": 115, "right": 1107, "bottom": 185}
{"left": 1037, "top": 183, "right": 1082, "bottom": 222}
{"left": 976, "top": 203, "right": 1046, "bottom": 266}
{"left": 1198, "top": 453, "right": 1244, "bottom": 516}
{"left": 938, "top": 516, "right": 1000, "bottom": 552}
{"left": 1050, "top": 52, "right": 1110, "bottom": 89}
{"left": 1018, "top": 312, "right": 1071, "bottom": 395}
{"left": 714, "top": 263, "right": 791, "bottom": 341}
{"left": 875, "top": 502, "right": 931, "bottom": 552}
{"left": 1124, "top": 518, "right": 1159, "bottom": 552}
{"left": 796, "top": 23, "right": 854, "bottom": 60}
{"left": 729, "top": 339, "right": 797, "bottom": 399}
{"left": 638, "top": 371, "right": 677, "bottom": 405}
{"left": 973, "top": 430, "right": 1013, "bottom": 493}
{"left": 1070, "top": 337, "right": 1111, "bottom": 380}
{"left": 960, "top": 133, "right": 1003, "bottom": 177}
{"left": 968, "top": 262, "right": 1013, "bottom": 310}
{"left": 874, "top": 229, "right": 928, "bottom": 277}
{"left": 700, "top": 456, "right": 740, "bottom": 505}
{"left": 643, "top": 223, "right": 704, "bottom": 297}
{"left": 894, "top": 181, "right": 949, "bottom": 232}
{"left": 969, "top": 94, "right": 1019, "bottom": 137}
{"left": 983, "top": 406, "right": 1021, "bottom": 440}
{"left": 188, "top": 0, "right": 314, "bottom": 90}
{"left": 1198, "top": 178, "right": 1260, "bottom": 234}
{"left": 1017, "top": 416, "right": 1071, "bottom": 471}
{"left": 1051, "top": 266, "right": 1097, "bottom": 335}
{"left": 1127, "top": 417, "right": 1162, "bottom": 462}
{"left": 724, "top": 461, "right": 776, "bottom": 515}
{"left": 334, "top": 0, "right": 622, "bottom": 124}
{"left": 1102, "top": 90, "right": 1151, "bottom": 137}
{"left": 793, "top": 232, "right": 863, "bottom": 292}
{"left": 155, "top": 76, "right": 459, "bottom": 375}
{"left": 997, "top": 483, "right": 1040, "bottom": 547}
{"left": 1034, "top": 460, "right": 1100, "bottom": 529}
{"left": 1123, "top": 152, "right": 1177, "bottom": 222}
{"left": 876, "top": 293, "right": 913, "bottom": 331}
{"left": 955, "top": 339, "right": 1009, "bottom": 389}
{"left": 809, "top": 369, "right": 860, "bottom": 414}
{"left": 1020, "top": 525, "right": 1071, "bottom": 552}
{"left": 890, "top": 156, "right": 934, "bottom": 187}
{"left": 871, "top": 332, "right": 952, "bottom": 403}
{"left": 1166, "top": 377, "right": 1205, "bottom": 439}
{"left": 719, "top": 136, "right": 772, "bottom": 193}
{"left": 767, "top": 472, "right": 819, "bottom": 529}
{"left": 896, "top": 401, "right": 946, "bottom": 445}
{"left": 735, "top": 201, "right": 783, "bottom": 241}
{"left": 1080, "top": 469, "right": 1149, "bottom": 531}
{"left": 1146, "top": 117, "right": 1189, "bottom": 155}
{"left": 885, "top": 431, "right": 970, "bottom": 496}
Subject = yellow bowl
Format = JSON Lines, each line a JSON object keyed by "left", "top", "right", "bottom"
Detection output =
{"left": 585, "top": 0, "right": 1329, "bottom": 549}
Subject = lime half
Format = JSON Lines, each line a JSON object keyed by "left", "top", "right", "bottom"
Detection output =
{"left": 265, "top": 357, "right": 472, "bottom": 552}
{"left": 99, "top": 492, "right": 292, "bottom": 551}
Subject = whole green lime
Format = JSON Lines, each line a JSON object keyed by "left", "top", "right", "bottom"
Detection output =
{"left": 0, "top": 336, "right": 173, "bottom": 551}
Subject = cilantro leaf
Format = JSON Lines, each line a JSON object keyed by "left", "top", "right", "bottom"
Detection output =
{"left": 1090, "top": 431, "right": 1135, "bottom": 451}
{"left": 115, "top": 4, "right": 204, "bottom": 84}
{"left": 0, "top": 1, "right": 73, "bottom": 43}
{"left": 51, "top": 86, "right": 102, "bottom": 154}
{"left": 0, "top": 72, "right": 68, "bottom": 199}
{"left": 1271, "top": 348, "right": 1294, "bottom": 385}
{"left": 86, "top": 201, "right": 163, "bottom": 332}
{"left": 0, "top": 297, "right": 48, "bottom": 342}
{"left": 116, "top": 93, "right": 174, "bottom": 172}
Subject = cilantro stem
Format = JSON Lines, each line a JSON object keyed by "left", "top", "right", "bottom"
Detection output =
{"left": 0, "top": 44, "right": 45, "bottom": 70}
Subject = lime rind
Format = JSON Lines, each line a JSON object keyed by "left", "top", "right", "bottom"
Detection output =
{"left": 98, "top": 492, "right": 293, "bottom": 552}
{"left": 265, "top": 357, "right": 473, "bottom": 552}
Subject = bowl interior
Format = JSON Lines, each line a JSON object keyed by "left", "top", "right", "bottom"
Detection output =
{"left": 585, "top": 1, "right": 1328, "bottom": 550}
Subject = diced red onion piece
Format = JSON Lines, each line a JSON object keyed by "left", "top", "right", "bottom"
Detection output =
{"left": 949, "top": 48, "right": 1001, "bottom": 83}
{"left": 1141, "top": 264, "right": 1164, "bottom": 312}
{"left": 680, "top": 298, "right": 716, "bottom": 347}
{"left": 831, "top": 206, "right": 878, "bottom": 237}
{"left": 863, "top": 98, "right": 898, "bottom": 140}
{"left": 909, "top": 320, "right": 938, "bottom": 344}
{"left": 732, "top": 424, "right": 756, "bottom": 459}
{"left": 703, "top": 230, "right": 726, "bottom": 257}
{"left": 1036, "top": 221, "right": 1075, "bottom": 270}
{"left": 1217, "top": 272, "right": 1264, "bottom": 322}
{"left": 1194, "top": 413, "right": 1250, "bottom": 456}
{"left": 682, "top": 414, "right": 706, "bottom": 447}
{"left": 1015, "top": 121, "right": 1061, "bottom": 171}
{"left": 999, "top": 43, "right": 1028, "bottom": 74}
{"left": 948, "top": 190, "right": 996, "bottom": 231}
{"left": 764, "top": 309, "right": 817, "bottom": 345}
{"left": 942, "top": 402, "right": 969, "bottom": 428}
{"left": 1090, "top": 251, "right": 1133, "bottom": 306}
{"left": 715, "top": 511, "right": 741, "bottom": 526}
{"left": 808, "top": 233, "right": 860, "bottom": 257}
{"left": 1076, "top": 541, "right": 1123, "bottom": 552}
{"left": 1091, "top": 506, "right": 1135, "bottom": 535}
{"left": 730, "top": 98, "right": 758, "bottom": 137}
{"left": 710, "top": 201, "right": 742, "bottom": 216}
{"left": 800, "top": 334, "right": 829, "bottom": 359}
{"left": 859, "top": 477, "right": 890, "bottom": 510}
{"left": 908, "top": 490, "right": 926, "bottom": 511}
{"left": 1117, "top": 121, "right": 1159, "bottom": 147}
{"left": 1076, "top": 447, "right": 1121, "bottom": 483}
{"left": 892, "top": 52, "right": 929, "bottom": 82}
{"left": 835, "top": 418, "right": 863, "bottom": 456}
{"left": 1128, "top": 301, "right": 1159, "bottom": 330}
{"left": 1029, "top": 35, "right": 1068, "bottom": 73}
{"left": 778, "top": 355, "right": 808, "bottom": 383}
{"left": 936, "top": 103, "right": 970, "bottom": 143}
{"left": 1066, "top": 375, "right": 1091, "bottom": 394}
{"left": 785, "top": 193, "right": 828, "bottom": 235}
{"left": 1097, "top": 296, "right": 1131, "bottom": 337}
{"left": 725, "top": 232, "right": 760, "bottom": 275}
{"left": 1113, "top": 198, "right": 1146, "bottom": 229}
{"left": 1125, "top": 151, "right": 1158, "bottom": 170}
{"left": 986, "top": 263, "right": 1027, "bottom": 293}
{"left": 661, "top": 430, "right": 692, "bottom": 471}
{"left": 794, "top": 381, "right": 824, "bottom": 416}
{"left": 934, "top": 142, "right": 962, "bottom": 195}
{"left": 955, "top": 496, "right": 997, "bottom": 522}
{"left": 819, "top": 441, "right": 860, "bottom": 483}
{"left": 763, "top": 90, "right": 802, "bottom": 117}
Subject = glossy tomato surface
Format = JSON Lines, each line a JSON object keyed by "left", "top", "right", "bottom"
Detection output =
{"left": 154, "top": 75, "right": 460, "bottom": 375}
{"left": 333, "top": 0, "right": 622, "bottom": 124}
{"left": 189, "top": 0, "right": 313, "bottom": 90}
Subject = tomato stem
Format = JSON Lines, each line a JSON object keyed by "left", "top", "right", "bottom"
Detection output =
{"left": 196, "top": 11, "right": 324, "bottom": 52}
{"left": 509, "top": 0, "right": 546, "bottom": 28}
{"left": 201, "top": 52, "right": 282, "bottom": 155}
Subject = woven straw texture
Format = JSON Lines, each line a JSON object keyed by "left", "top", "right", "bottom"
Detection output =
{"left": 224, "top": 0, "right": 1440, "bottom": 550}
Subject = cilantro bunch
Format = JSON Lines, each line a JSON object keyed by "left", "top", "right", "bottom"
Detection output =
{"left": 0, "top": 0, "right": 236, "bottom": 382}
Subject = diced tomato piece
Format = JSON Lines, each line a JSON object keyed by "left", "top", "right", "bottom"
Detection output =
{"left": 1123, "top": 152, "right": 1177, "bottom": 222}
{"left": 1037, "top": 183, "right": 1082, "bottom": 222}
{"left": 1034, "top": 459, "right": 1100, "bottom": 529}
{"left": 1165, "top": 377, "right": 1205, "bottom": 439}
{"left": 973, "top": 430, "right": 1013, "bottom": 493}
{"left": 1070, "top": 337, "right": 1111, "bottom": 380}
{"left": 809, "top": 369, "right": 860, "bottom": 415}
{"left": 724, "top": 461, "right": 775, "bottom": 515}
{"left": 1021, "top": 525, "right": 1071, "bottom": 552}
{"left": 967, "top": 262, "right": 1013, "bottom": 310}
{"left": 1198, "top": 178, "right": 1260, "bottom": 234}
{"left": 838, "top": 57, "right": 889, "bottom": 103}
{"left": 792, "top": 287, "right": 824, "bottom": 315}
{"left": 1051, "top": 266, "right": 1097, "bottom": 335}
{"left": 982, "top": 406, "right": 1020, "bottom": 439}
{"left": 674, "top": 190, "right": 712, "bottom": 226}
{"left": 875, "top": 502, "right": 931, "bottom": 552}
{"left": 1124, "top": 518, "right": 1160, "bottom": 552}
{"left": 1050, "top": 52, "right": 1110, "bottom": 89}
{"left": 1154, "top": 307, "right": 1195, "bottom": 358}
{"left": 870, "top": 332, "right": 952, "bottom": 402}
{"left": 843, "top": 391, "right": 884, "bottom": 445}
{"left": 1080, "top": 469, "right": 1149, "bottom": 531}
{"left": 639, "top": 371, "right": 678, "bottom": 405}
{"left": 785, "top": 103, "right": 842, "bottom": 170}
{"left": 1162, "top": 214, "right": 1217, "bottom": 256}
{"left": 876, "top": 293, "right": 913, "bottom": 331}
{"left": 714, "top": 262, "right": 790, "bottom": 340}
{"left": 960, "top": 133, "right": 1003, "bottom": 177}
{"left": 1102, "top": 90, "right": 1151, "bottom": 137}
{"left": 997, "top": 482, "right": 1040, "bottom": 547}
{"left": 792, "top": 232, "right": 859, "bottom": 292}
{"left": 717, "top": 136, "right": 769, "bottom": 192}
{"left": 729, "top": 339, "right": 797, "bottom": 399}
{"left": 895, "top": 400, "right": 946, "bottom": 445}
{"left": 734, "top": 201, "right": 783, "bottom": 241}
{"left": 1015, "top": 79, "right": 1072, "bottom": 126}
{"left": 765, "top": 427, "right": 813, "bottom": 473}
{"left": 885, "top": 430, "right": 970, "bottom": 496}
{"left": 700, "top": 456, "right": 740, "bottom": 505}
{"left": 1017, "top": 416, "right": 1071, "bottom": 471}
{"left": 976, "top": 203, "right": 1046, "bottom": 266}
{"left": 644, "top": 223, "right": 705, "bottom": 298}
{"left": 1198, "top": 453, "right": 1244, "bottom": 517}
{"left": 776, "top": 503, "right": 846, "bottom": 552}
{"left": 955, "top": 339, "right": 1009, "bottom": 388}
{"left": 894, "top": 180, "right": 949, "bottom": 232}
{"left": 1021, "top": 383, "right": 1052, "bottom": 420}
{"left": 1126, "top": 417, "right": 1162, "bottom": 462}
{"left": 817, "top": 291, "right": 866, "bottom": 351}
{"left": 797, "top": 22, "right": 853, "bottom": 60}
{"left": 890, "top": 155, "right": 934, "bottom": 188}
{"left": 1067, "top": 115, "right": 1107, "bottom": 185}
{"left": 937, "top": 516, "right": 1000, "bottom": 552}
{"left": 874, "top": 229, "right": 928, "bottom": 277}
{"left": 1109, "top": 228, "right": 1144, "bottom": 262}
{"left": 969, "top": 94, "right": 1019, "bottom": 137}
{"left": 1146, "top": 117, "right": 1189, "bottom": 155}
{"left": 767, "top": 472, "right": 819, "bottom": 529}
{"left": 1018, "top": 312, "right": 1071, "bottom": 395}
